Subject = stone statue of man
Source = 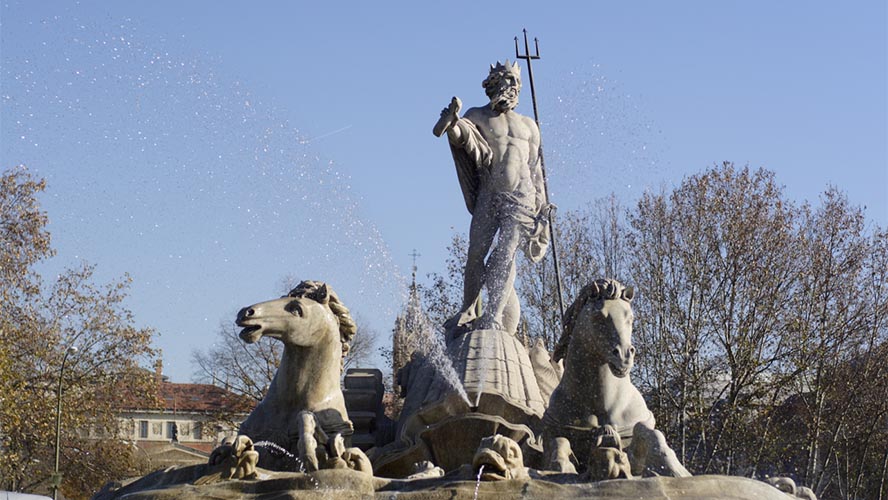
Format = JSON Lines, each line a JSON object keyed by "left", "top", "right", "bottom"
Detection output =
{"left": 434, "top": 60, "right": 552, "bottom": 335}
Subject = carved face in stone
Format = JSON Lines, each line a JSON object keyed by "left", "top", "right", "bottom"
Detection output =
{"left": 587, "top": 446, "right": 633, "bottom": 481}
{"left": 235, "top": 290, "right": 336, "bottom": 347}
{"left": 483, "top": 64, "right": 521, "bottom": 113}
{"left": 472, "top": 434, "right": 528, "bottom": 481}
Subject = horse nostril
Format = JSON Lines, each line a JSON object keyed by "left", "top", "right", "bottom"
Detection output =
{"left": 628, "top": 346, "right": 636, "bottom": 357}
{"left": 246, "top": 308, "right": 255, "bottom": 317}
{"left": 612, "top": 348, "right": 620, "bottom": 358}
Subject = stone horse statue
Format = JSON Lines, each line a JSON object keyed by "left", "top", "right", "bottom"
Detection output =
{"left": 235, "top": 280, "right": 369, "bottom": 473}
{"left": 542, "top": 278, "right": 689, "bottom": 478}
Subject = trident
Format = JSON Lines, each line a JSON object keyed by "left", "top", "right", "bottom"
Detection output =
{"left": 515, "top": 29, "right": 566, "bottom": 330}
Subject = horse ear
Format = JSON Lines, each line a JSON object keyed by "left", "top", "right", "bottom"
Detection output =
{"left": 622, "top": 286, "right": 635, "bottom": 302}
{"left": 589, "top": 281, "right": 601, "bottom": 299}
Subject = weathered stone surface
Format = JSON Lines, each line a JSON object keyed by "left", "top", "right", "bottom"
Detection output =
{"left": 452, "top": 328, "right": 546, "bottom": 416}
{"left": 584, "top": 426, "right": 632, "bottom": 482}
{"left": 204, "top": 435, "right": 259, "bottom": 481}
{"left": 397, "top": 329, "right": 545, "bottom": 427}
{"left": 374, "top": 413, "right": 537, "bottom": 478}
{"left": 529, "top": 337, "right": 564, "bottom": 403}
{"left": 94, "top": 466, "right": 800, "bottom": 500}
{"left": 377, "top": 329, "right": 546, "bottom": 476}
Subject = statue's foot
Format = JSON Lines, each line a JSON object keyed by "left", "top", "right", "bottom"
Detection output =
{"left": 442, "top": 314, "right": 460, "bottom": 332}
{"left": 444, "top": 310, "right": 476, "bottom": 339}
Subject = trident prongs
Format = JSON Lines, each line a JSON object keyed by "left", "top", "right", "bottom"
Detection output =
{"left": 516, "top": 29, "right": 540, "bottom": 61}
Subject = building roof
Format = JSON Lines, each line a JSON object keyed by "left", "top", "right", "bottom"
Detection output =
{"left": 117, "top": 379, "right": 254, "bottom": 414}
{"left": 158, "top": 382, "right": 254, "bottom": 413}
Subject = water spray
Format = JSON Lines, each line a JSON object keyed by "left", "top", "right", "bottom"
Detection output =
{"left": 515, "top": 29, "right": 566, "bottom": 328}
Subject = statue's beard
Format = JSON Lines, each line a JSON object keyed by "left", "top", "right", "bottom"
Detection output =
{"left": 489, "top": 88, "right": 519, "bottom": 112}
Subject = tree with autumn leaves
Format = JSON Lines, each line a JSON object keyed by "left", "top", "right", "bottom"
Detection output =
{"left": 627, "top": 165, "right": 887, "bottom": 499}
{"left": 421, "top": 163, "right": 886, "bottom": 499}
{"left": 0, "top": 166, "right": 159, "bottom": 499}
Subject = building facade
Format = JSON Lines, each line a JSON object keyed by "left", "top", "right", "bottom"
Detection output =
{"left": 116, "top": 363, "right": 253, "bottom": 469}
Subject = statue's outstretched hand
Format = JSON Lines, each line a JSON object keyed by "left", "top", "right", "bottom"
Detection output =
{"left": 433, "top": 96, "right": 462, "bottom": 137}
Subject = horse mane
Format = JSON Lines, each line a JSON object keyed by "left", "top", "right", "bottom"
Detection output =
{"left": 287, "top": 280, "right": 357, "bottom": 362}
{"left": 553, "top": 278, "right": 634, "bottom": 362}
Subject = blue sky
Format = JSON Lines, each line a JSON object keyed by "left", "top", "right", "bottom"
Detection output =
{"left": 2, "top": 1, "right": 886, "bottom": 382}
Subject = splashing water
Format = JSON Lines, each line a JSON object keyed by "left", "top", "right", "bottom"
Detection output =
{"left": 252, "top": 440, "right": 303, "bottom": 471}
{"left": 0, "top": 12, "right": 408, "bottom": 378}
{"left": 252, "top": 440, "right": 294, "bottom": 457}
{"left": 542, "top": 68, "right": 666, "bottom": 211}
{"left": 402, "top": 289, "right": 470, "bottom": 406}
{"left": 256, "top": 440, "right": 318, "bottom": 488}
{"left": 473, "top": 464, "right": 485, "bottom": 500}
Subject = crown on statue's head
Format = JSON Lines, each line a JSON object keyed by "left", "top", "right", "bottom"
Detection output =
{"left": 489, "top": 60, "right": 521, "bottom": 78}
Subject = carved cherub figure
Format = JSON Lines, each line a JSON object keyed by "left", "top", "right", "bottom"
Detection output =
{"left": 207, "top": 435, "right": 259, "bottom": 480}
{"left": 585, "top": 425, "right": 632, "bottom": 482}
{"left": 323, "top": 432, "right": 373, "bottom": 475}
{"left": 544, "top": 436, "right": 578, "bottom": 474}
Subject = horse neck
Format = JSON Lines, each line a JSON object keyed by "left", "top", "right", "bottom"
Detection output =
{"left": 563, "top": 341, "right": 625, "bottom": 403}
{"left": 564, "top": 348, "right": 609, "bottom": 384}
{"left": 267, "top": 332, "right": 342, "bottom": 407}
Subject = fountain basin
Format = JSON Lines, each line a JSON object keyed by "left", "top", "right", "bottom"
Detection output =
{"left": 94, "top": 466, "right": 800, "bottom": 499}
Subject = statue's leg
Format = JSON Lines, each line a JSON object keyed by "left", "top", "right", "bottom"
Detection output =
{"left": 296, "top": 411, "right": 320, "bottom": 472}
{"left": 627, "top": 422, "right": 691, "bottom": 478}
{"left": 480, "top": 220, "right": 522, "bottom": 331}
{"left": 460, "top": 201, "right": 498, "bottom": 318}
{"left": 501, "top": 273, "right": 520, "bottom": 335}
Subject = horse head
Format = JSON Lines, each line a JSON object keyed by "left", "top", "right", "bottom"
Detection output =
{"left": 234, "top": 281, "right": 359, "bottom": 472}
{"left": 236, "top": 281, "right": 355, "bottom": 353}
{"left": 556, "top": 279, "right": 636, "bottom": 378}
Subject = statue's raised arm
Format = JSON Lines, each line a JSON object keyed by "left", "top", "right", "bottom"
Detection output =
{"left": 433, "top": 96, "right": 491, "bottom": 215}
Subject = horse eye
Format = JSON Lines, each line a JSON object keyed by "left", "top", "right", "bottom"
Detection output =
{"left": 284, "top": 300, "right": 303, "bottom": 317}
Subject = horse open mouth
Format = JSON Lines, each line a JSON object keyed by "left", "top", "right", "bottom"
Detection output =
{"left": 239, "top": 325, "right": 262, "bottom": 343}
{"left": 609, "top": 362, "right": 630, "bottom": 378}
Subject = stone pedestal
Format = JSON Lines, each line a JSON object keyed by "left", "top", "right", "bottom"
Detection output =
{"left": 373, "top": 329, "right": 547, "bottom": 477}
{"left": 449, "top": 328, "right": 546, "bottom": 418}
